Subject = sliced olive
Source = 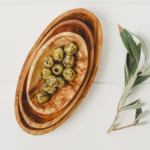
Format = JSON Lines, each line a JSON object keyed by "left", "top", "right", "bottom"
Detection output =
{"left": 52, "top": 64, "right": 63, "bottom": 75}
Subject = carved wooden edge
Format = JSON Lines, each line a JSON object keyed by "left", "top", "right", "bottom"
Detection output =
{"left": 18, "top": 19, "right": 94, "bottom": 128}
{"left": 15, "top": 8, "right": 103, "bottom": 135}
{"left": 27, "top": 32, "right": 88, "bottom": 114}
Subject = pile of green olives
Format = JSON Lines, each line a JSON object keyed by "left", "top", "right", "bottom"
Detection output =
{"left": 36, "top": 42, "right": 77, "bottom": 104}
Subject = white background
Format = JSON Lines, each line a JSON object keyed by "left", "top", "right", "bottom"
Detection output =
{"left": 1, "top": 1, "right": 150, "bottom": 150}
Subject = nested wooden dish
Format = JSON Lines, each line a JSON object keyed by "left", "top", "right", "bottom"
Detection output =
{"left": 27, "top": 32, "right": 88, "bottom": 114}
{"left": 18, "top": 19, "right": 94, "bottom": 129}
{"left": 15, "top": 8, "right": 103, "bottom": 135}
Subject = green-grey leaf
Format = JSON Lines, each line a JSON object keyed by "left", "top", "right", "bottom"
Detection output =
{"left": 137, "top": 43, "right": 141, "bottom": 64}
{"left": 133, "top": 75, "right": 150, "bottom": 87}
{"left": 140, "top": 68, "right": 150, "bottom": 76}
{"left": 121, "top": 30, "right": 140, "bottom": 77}
{"left": 135, "top": 108, "right": 142, "bottom": 123}
{"left": 124, "top": 76, "right": 136, "bottom": 94}
{"left": 122, "top": 99, "right": 139, "bottom": 109}
{"left": 124, "top": 53, "right": 131, "bottom": 86}
{"left": 141, "top": 62, "right": 150, "bottom": 71}
{"left": 139, "top": 62, "right": 150, "bottom": 76}
{"left": 124, "top": 66, "right": 128, "bottom": 86}
{"left": 120, "top": 30, "right": 134, "bottom": 61}
{"left": 129, "top": 57, "right": 137, "bottom": 76}
{"left": 135, "top": 110, "right": 148, "bottom": 121}
{"left": 126, "top": 53, "right": 136, "bottom": 79}
{"left": 127, "top": 54, "right": 137, "bottom": 76}
{"left": 136, "top": 122, "right": 147, "bottom": 126}
{"left": 121, "top": 90, "right": 133, "bottom": 108}
{"left": 130, "top": 32, "right": 147, "bottom": 63}
{"left": 122, "top": 103, "right": 145, "bottom": 110}
{"left": 128, "top": 35, "right": 139, "bottom": 66}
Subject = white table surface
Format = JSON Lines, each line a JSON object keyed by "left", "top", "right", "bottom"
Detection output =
{"left": 1, "top": 1, "right": 150, "bottom": 150}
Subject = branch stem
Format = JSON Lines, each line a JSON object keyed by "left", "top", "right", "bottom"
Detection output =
{"left": 107, "top": 75, "right": 136, "bottom": 133}
{"left": 107, "top": 110, "right": 120, "bottom": 133}
{"left": 113, "top": 123, "right": 135, "bottom": 131}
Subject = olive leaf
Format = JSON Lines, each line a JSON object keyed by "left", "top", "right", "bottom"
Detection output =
{"left": 135, "top": 108, "right": 142, "bottom": 123}
{"left": 140, "top": 68, "right": 150, "bottom": 76}
{"left": 136, "top": 122, "right": 147, "bottom": 126}
{"left": 135, "top": 110, "right": 148, "bottom": 122}
{"left": 133, "top": 75, "right": 150, "bottom": 87}
{"left": 120, "top": 90, "right": 133, "bottom": 108}
{"left": 124, "top": 66, "right": 128, "bottom": 86}
{"left": 124, "top": 76, "right": 136, "bottom": 94}
{"left": 128, "top": 54, "right": 137, "bottom": 77}
{"left": 122, "top": 99, "right": 139, "bottom": 109}
{"left": 130, "top": 32, "right": 147, "bottom": 63}
{"left": 138, "top": 62, "right": 150, "bottom": 76}
{"left": 120, "top": 29, "right": 135, "bottom": 61}
{"left": 128, "top": 35, "right": 140, "bottom": 66}
{"left": 124, "top": 53, "right": 131, "bottom": 86}
{"left": 122, "top": 103, "right": 145, "bottom": 110}
{"left": 120, "top": 30, "right": 142, "bottom": 68}
{"left": 124, "top": 53, "right": 137, "bottom": 86}
{"left": 137, "top": 43, "right": 141, "bottom": 64}
{"left": 141, "top": 62, "right": 150, "bottom": 71}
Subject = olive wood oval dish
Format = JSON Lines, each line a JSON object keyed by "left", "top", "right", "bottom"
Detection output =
{"left": 15, "top": 8, "right": 103, "bottom": 135}
{"left": 27, "top": 32, "right": 88, "bottom": 114}
{"left": 18, "top": 20, "right": 94, "bottom": 129}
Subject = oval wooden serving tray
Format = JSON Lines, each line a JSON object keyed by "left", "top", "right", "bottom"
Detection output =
{"left": 15, "top": 8, "right": 103, "bottom": 135}
{"left": 18, "top": 19, "right": 94, "bottom": 129}
{"left": 27, "top": 32, "right": 88, "bottom": 114}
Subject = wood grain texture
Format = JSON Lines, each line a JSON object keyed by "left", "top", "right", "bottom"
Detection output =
{"left": 17, "top": 19, "right": 94, "bottom": 129}
{"left": 15, "top": 8, "right": 103, "bottom": 135}
{"left": 27, "top": 32, "right": 88, "bottom": 114}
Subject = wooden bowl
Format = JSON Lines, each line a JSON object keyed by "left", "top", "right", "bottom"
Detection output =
{"left": 15, "top": 8, "right": 103, "bottom": 135}
{"left": 27, "top": 32, "right": 88, "bottom": 114}
{"left": 18, "top": 19, "right": 94, "bottom": 129}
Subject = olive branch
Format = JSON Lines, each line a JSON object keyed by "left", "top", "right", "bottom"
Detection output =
{"left": 107, "top": 25, "right": 150, "bottom": 133}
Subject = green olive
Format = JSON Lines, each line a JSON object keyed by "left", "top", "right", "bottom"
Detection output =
{"left": 44, "top": 56, "right": 54, "bottom": 68}
{"left": 63, "top": 68, "right": 76, "bottom": 81}
{"left": 41, "top": 68, "right": 52, "bottom": 80}
{"left": 46, "top": 75, "right": 57, "bottom": 87}
{"left": 36, "top": 91, "right": 49, "bottom": 104}
{"left": 64, "top": 42, "right": 77, "bottom": 56}
{"left": 43, "top": 83, "right": 57, "bottom": 94}
{"left": 63, "top": 55, "right": 75, "bottom": 68}
{"left": 52, "top": 64, "right": 63, "bottom": 75}
{"left": 53, "top": 48, "right": 64, "bottom": 62}
{"left": 57, "top": 76, "right": 67, "bottom": 88}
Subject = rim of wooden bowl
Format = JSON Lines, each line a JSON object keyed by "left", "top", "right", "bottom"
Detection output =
{"left": 15, "top": 8, "right": 103, "bottom": 135}
{"left": 18, "top": 19, "right": 94, "bottom": 129}
{"left": 26, "top": 32, "right": 88, "bottom": 114}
